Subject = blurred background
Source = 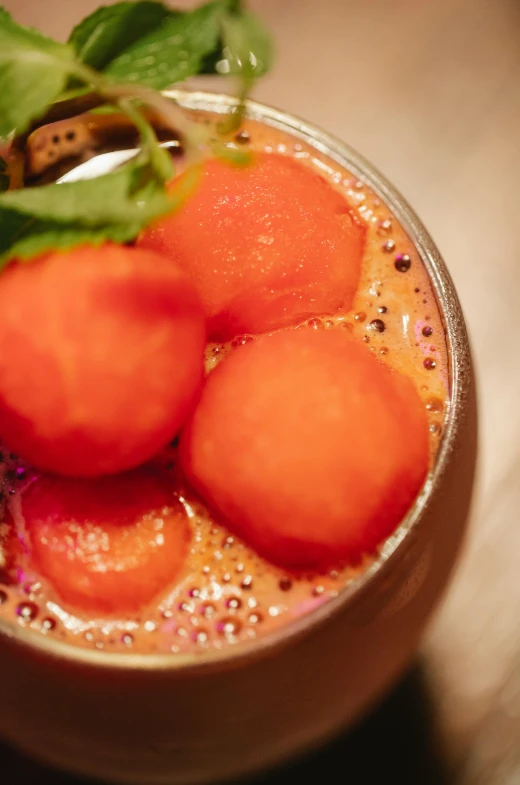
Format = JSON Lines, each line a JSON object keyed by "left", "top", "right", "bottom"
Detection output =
{"left": 3, "top": 0, "right": 520, "bottom": 783}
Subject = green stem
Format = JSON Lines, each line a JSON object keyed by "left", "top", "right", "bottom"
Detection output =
{"left": 116, "top": 97, "right": 173, "bottom": 182}
{"left": 68, "top": 61, "right": 213, "bottom": 167}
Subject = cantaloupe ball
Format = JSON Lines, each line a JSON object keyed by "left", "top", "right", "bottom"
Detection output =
{"left": 0, "top": 244, "right": 205, "bottom": 477}
{"left": 139, "top": 154, "right": 365, "bottom": 340}
{"left": 180, "top": 329, "right": 429, "bottom": 568}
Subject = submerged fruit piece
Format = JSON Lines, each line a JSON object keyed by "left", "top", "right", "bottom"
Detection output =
{"left": 139, "top": 154, "right": 365, "bottom": 340}
{"left": 0, "top": 244, "right": 205, "bottom": 477}
{"left": 22, "top": 467, "right": 189, "bottom": 612}
{"left": 181, "top": 329, "right": 429, "bottom": 568}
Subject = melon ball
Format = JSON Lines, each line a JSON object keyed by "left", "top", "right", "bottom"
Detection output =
{"left": 139, "top": 154, "right": 365, "bottom": 340}
{"left": 21, "top": 466, "right": 189, "bottom": 612}
{"left": 0, "top": 243, "right": 205, "bottom": 476}
{"left": 180, "top": 328, "right": 429, "bottom": 568}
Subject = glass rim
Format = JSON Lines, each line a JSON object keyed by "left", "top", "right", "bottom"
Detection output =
{"left": 0, "top": 89, "right": 471, "bottom": 673}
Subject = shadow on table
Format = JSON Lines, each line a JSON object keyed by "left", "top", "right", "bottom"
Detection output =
{"left": 2, "top": 660, "right": 451, "bottom": 785}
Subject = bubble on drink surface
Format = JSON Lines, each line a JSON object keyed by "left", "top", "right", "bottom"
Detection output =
{"left": 279, "top": 578, "right": 292, "bottom": 592}
{"left": 193, "top": 629, "right": 208, "bottom": 644}
{"left": 424, "top": 358, "right": 437, "bottom": 370}
{"left": 377, "top": 219, "right": 393, "bottom": 235}
{"left": 231, "top": 335, "right": 254, "bottom": 348}
{"left": 383, "top": 240, "right": 396, "bottom": 253}
{"left": 16, "top": 601, "right": 38, "bottom": 622}
{"left": 307, "top": 318, "right": 324, "bottom": 330}
{"left": 426, "top": 398, "right": 443, "bottom": 413}
{"left": 216, "top": 618, "right": 242, "bottom": 637}
{"left": 41, "top": 617, "right": 56, "bottom": 632}
{"left": 121, "top": 633, "right": 134, "bottom": 647}
{"left": 422, "top": 326, "right": 433, "bottom": 337}
{"left": 23, "top": 581, "right": 41, "bottom": 597}
{"left": 201, "top": 602, "right": 216, "bottom": 618}
{"left": 395, "top": 254, "right": 411, "bottom": 273}
{"left": 368, "top": 319, "right": 385, "bottom": 333}
{"left": 225, "top": 597, "right": 242, "bottom": 612}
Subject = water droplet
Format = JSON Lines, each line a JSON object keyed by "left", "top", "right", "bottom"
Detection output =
{"left": 354, "top": 311, "right": 366, "bottom": 322}
{"left": 382, "top": 240, "right": 396, "bottom": 253}
{"left": 394, "top": 254, "right": 411, "bottom": 272}
{"left": 378, "top": 305, "right": 387, "bottom": 314}
{"left": 424, "top": 358, "right": 437, "bottom": 370}
{"left": 16, "top": 601, "right": 38, "bottom": 622}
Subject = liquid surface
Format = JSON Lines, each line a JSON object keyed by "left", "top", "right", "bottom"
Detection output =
{"left": 0, "top": 117, "right": 448, "bottom": 656}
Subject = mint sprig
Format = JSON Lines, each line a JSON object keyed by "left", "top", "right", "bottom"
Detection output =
{"left": 0, "top": 1, "right": 272, "bottom": 267}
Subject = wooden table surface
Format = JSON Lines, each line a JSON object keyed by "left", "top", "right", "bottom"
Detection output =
{"left": 2, "top": 0, "right": 520, "bottom": 783}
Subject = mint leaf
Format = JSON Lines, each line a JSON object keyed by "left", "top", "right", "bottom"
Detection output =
{"left": 0, "top": 159, "right": 200, "bottom": 266}
{"left": 103, "top": 0, "right": 230, "bottom": 89}
{"left": 0, "top": 213, "right": 137, "bottom": 264}
{"left": 0, "top": 8, "right": 76, "bottom": 136}
{"left": 69, "top": 1, "right": 173, "bottom": 72}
